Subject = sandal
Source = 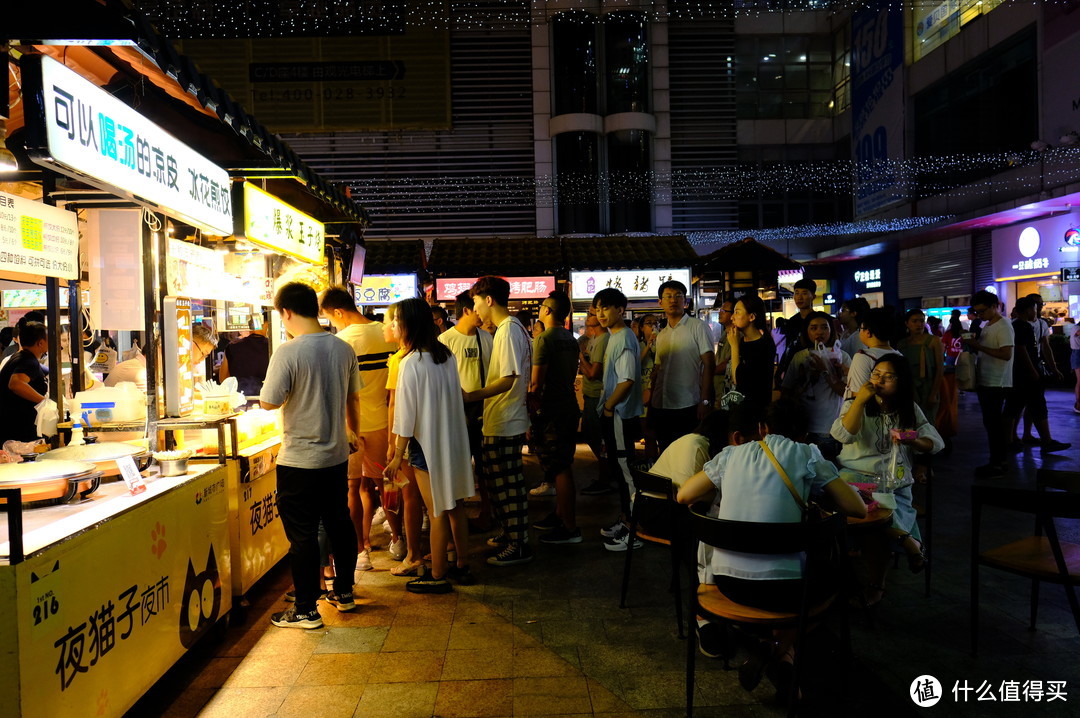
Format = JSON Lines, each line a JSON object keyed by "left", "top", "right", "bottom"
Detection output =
{"left": 894, "top": 533, "right": 928, "bottom": 575}
{"left": 390, "top": 559, "right": 423, "bottom": 577}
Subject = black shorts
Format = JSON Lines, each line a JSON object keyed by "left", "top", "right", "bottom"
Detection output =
{"left": 534, "top": 406, "right": 580, "bottom": 478}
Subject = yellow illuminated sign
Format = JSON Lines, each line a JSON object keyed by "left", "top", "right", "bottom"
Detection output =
{"left": 238, "top": 183, "right": 325, "bottom": 265}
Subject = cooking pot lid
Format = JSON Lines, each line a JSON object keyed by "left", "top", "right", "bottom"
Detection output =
{"left": 0, "top": 459, "right": 99, "bottom": 483}
{"left": 40, "top": 442, "right": 145, "bottom": 463}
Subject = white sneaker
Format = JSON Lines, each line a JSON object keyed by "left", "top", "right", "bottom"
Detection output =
{"left": 388, "top": 538, "right": 407, "bottom": 561}
{"left": 355, "top": 549, "right": 373, "bottom": 580}
{"left": 372, "top": 507, "right": 387, "bottom": 528}
{"left": 600, "top": 520, "right": 625, "bottom": 539}
{"left": 603, "top": 526, "right": 644, "bottom": 552}
{"left": 529, "top": 482, "right": 557, "bottom": 497}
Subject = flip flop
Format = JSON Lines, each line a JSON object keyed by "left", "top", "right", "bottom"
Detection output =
{"left": 390, "top": 559, "right": 423, "bottom": 577}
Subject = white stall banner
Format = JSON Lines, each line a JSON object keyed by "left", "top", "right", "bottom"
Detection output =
{"left": 0, "top": 189, "right": 79, "bottom": 280}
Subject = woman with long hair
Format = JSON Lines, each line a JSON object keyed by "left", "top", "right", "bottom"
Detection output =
{"left": 383, "top": 298, "right": 476, "bottom": 592}
{"left": 831, "top": 353, "right": 943, "bottom": 605}
{"left": 896, "top": 309, "right": 944, "bottom": 425}
{"left": 781, "top": 311, "right": 850, "bottom": 454}
{"left": 638, "top": 313, "right": 660, "bottom": 460}
{"left": 727, "top": 293, "right": 776, "bottom": 411}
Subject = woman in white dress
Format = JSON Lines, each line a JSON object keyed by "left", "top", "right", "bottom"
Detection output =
{"left": 384, "top": 298, "right": 476, "bottom": 593}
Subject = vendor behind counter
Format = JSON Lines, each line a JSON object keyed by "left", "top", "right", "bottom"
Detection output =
{"left": 219, "top": 323, "right": 269, "bottom": 397}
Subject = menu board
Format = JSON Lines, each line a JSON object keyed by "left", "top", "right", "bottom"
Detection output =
{"left": 352, "top": 274, "right": 417, "bottom": 306}
{"left": 0, "top": 189, "right": 80, "bottom": 280}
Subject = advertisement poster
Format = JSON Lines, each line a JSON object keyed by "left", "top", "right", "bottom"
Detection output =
{"left": 0, "top": 189, "right": 80, "bottom": 280}
{"left": 11, "top": 469, "right": 230, "bottom": 717}
{"left": 851, "top": 5, "right": 906, "bottom": 217}
{"left": 435, "top": 276, "right": 555, "bottom": 301}
{"left": 569, "top": 268, "right": 692, "bottom": 302}
{"left": 353, "top": 274, "right": 418, "bottom": 306}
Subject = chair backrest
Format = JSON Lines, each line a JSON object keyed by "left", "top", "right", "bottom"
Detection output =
{"left": 1037, "top": 469, "right": 1080, "bottom": 493}
{"left": 972, "top": 485, "right": 1080, "bottom": 521}
{"left": 688, "top": 502, "right": 845, "bottom": 556}
{"left": 630, "top": 467, "right": 676, "bottom": 501}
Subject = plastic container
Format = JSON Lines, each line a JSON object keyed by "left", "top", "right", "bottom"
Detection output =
{"left": 69, "top": 424, "right": 85, "bottom": 446}
{"left": 72, "top": 382, "right": 146, "bottom": 424}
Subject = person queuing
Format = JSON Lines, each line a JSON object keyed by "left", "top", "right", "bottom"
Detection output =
{"left": 775, "top": 278, "right": 818, "bottom": 387}
{"left": 678, "top": 399, "right": 866, "bottom": 694}
{"left": 593, "top": 287, "right": 645, "bottom": 552}
{"left": 832, "top": 353, "right": 942, "bottom": 607}
{"left": 464, "top": 276, "right": 534, "bottom": 566}
{"left": 383, "top": 298, "right": 476, "bottom": 593}
{"left": 780, "top": 310, "right": 850, "bottom": 456}
{"left": 528, "top": 291, "right": 584, "bottom": 545}
{"left": 713, "top": 299, "right": 735, "bottom": 399}
{"left": 320, "top": 287, "right": 405, "bottom": 576}
{"left": 384, "top": 303, "right": 427, "bottom": 577}
{"left": 648, "top": 280, "right": 715, "bottom": 452}
{"left": 440, "top": 291, "right": 495, "bottom": 529}
{"left": 262, "top": 283, "right": 361, "bottom": 629}
{"left": 1005, "top": 296, "right": 1070, "bottom": 454}
{"left": 896, "top": 309, "right": 945, "bottom": 427}
{"left": 728, "top": 293, "right": 776, "bottom": 410}
{"left": 1017, "top": 293, "right": 1064, "bottom": 445}
{"left": 838, "top": 297, "right": 870, "bottom": 357}
{"left": 0, "top": 321, "right": 49, "bottom": 445}
{"left": 578, "top": 312, "right": 612, "bottom": 496}
{"left": 963, "top": 290, "right": 1014, "bottom": 479}
{"left": 936, "top": 309, "right": 965, "bottom": 441}
{"left": 431, "top": 304, "right": 451, "bottom": 335}
{"left": 637, "top": 312, "right": 660, "bottom": 462}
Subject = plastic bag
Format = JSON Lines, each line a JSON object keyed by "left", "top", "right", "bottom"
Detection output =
{"left": 955, "top": 351, "right": 976, "bottom": 391}
{"left": 34, "top": 397, "right": 59, "bottom": 438}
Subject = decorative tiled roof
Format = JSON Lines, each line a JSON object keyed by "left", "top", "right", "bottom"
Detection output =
{"left": 363, "top": 240, "right": 427, "bottom": 275}
{"left": 562, "top": 236, "right": 698, "bottom": 271}
{"left": 427, "top": 237, "right": 563, "bottom": 277}
{"left": 699, "top": 237, "right": 803, "bottom": 273}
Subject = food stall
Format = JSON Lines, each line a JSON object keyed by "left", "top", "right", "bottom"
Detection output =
{"left": 427, "top": 236, "right": 562, "bottom": 315}
{"left": 351, "top": 239, "right": 426, "bottom": 315}
{"left": 0, "top": 17, "right": 367, "bottom": 715}
{"left": 696, "top": 237, "right": 804, "bottom": 324}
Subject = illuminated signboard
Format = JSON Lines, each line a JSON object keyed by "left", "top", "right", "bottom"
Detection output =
{"left": 23, "top": 55, "right": 233, "bottom": 236}
{"left": 992, "top": 213, "right": 1080, "bottom": 280}
{"left": 236, "top": 183, "right": 325, "bottom": 265}
{"left": 353, "top": 274, "right": 417, "bottom": 306}
{"left": 853, "top": 268, "right": 882, "bottom": 289}
{"left": 435, "top": 276, "right": 556, "bottom": 301}
{"left": 569, "top": 268, "right": 692, "bottom": 301}
{"left": 0, "top": 189, "right": 80, "bottom": 280}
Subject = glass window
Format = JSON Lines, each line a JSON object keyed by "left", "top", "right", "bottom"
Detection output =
{"left": 606, "top": 130, "right": 653, "bottom": 233}
{"left": 604, "top": 11, "right": 650, "bottom": 114}
{"left": 736, "top": 34, "right": 836, "bottom": 119}
{"left": 554, "top": 132, "right": 602, "bottom": 235}
{"left": 552, "top": 11, "right": 599, "bottom": 115}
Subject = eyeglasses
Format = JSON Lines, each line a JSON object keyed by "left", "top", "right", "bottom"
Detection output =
{"left": 869, "top": 372, "right": 898, "bottom": 383}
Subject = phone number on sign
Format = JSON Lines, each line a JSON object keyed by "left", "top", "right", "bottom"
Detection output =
{"left": 251, "top": 87, "right": 408, "bottom": 102}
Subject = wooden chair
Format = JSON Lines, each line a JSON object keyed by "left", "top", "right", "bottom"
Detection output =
{"left": 621, "top": 467, "right": 687, "bottom": 638}
{"left": 684, "top": 504, "right": 847, "bottom": 717}
{"left": 969, "top": 483, "right": 1080, "bottom": 655}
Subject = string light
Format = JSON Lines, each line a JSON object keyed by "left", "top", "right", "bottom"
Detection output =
{"left": 686, "top": 216, "right": 954, "bottom": 248}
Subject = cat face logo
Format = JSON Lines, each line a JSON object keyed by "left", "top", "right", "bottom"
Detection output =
{"left": 194, "top": 491, "right": 202, "bottom": 505}
{"left": 178, "top": 545, "right": 221, "bottom": 649}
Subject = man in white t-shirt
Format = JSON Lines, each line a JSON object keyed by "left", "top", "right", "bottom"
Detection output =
{"left": 441, "top": 290, "right": 495, "bottom": 528}
{"left": 963, "top": 290, "right": 1014, "bottom": 478}
{"left": 1018, "top": 294, "right": 1063, "bottom": 444}
{"left": 320, "top": 286, "right": 404, "bottom": 575}
{"left": 649, "top": 280, "right": 715, "bottom": 452}
{"left": 464, "top": 277, "right": 534, "bottom": 566}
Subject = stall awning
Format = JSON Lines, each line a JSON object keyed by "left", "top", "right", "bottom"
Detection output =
{"left": 563, "top": 236, "right": 699, "bottom": 271}
{"left": 363, "top": 240, "right": 427, "bottom": 276}
{"left": 427, "top": 237, "right": 563, "bottom": 277}
{"left": 699, "top": 237, "right": 803, "bottom": 274}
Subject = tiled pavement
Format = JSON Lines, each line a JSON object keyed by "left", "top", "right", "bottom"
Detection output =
{"left": 127, "top": 388, "right": 1080, "bottom": 718}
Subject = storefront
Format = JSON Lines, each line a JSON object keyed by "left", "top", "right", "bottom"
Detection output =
{"left": 992, "top": 212, "right": 1080, "bottom": 325}
{"left": 351, "top": 240, "right": 425, "bottom": 315}
{"left": 830, "top": 252, "right": 900, "bottom": 310}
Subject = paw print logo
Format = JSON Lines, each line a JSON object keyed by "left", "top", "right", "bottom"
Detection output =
{"left": 150, "top": 522, "right": 167, "bottom": 558}
{"left": 96, "top": 689, "right": 109, "bottom": 716}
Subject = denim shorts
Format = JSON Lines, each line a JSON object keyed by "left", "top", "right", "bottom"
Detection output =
{"left": 406, "top": 438, "right": 428, "bottom": 472}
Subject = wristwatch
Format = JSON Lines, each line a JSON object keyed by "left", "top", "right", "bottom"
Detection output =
{"left": 701, "top": 399, "right": 712, "bottom": 407}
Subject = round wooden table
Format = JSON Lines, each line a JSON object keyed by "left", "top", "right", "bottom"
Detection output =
{"left": 847, "top": 507, "right": 894, "bottom": 531}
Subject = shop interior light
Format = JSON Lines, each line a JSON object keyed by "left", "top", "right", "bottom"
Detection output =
{"left": 0, "top": 122, "right": 18, "bottom": 172}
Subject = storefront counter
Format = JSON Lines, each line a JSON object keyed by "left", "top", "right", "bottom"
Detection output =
{"left": 0, "top": 463, "right": 231, "bottom": 717}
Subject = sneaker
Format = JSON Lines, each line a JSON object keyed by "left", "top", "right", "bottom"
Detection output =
{"left": 355, "top": 549, "right": 373, "bottom": 577}
{"left": 446, "top": 565, "right": 477, "bottom": 586}
{"left": 271, "top": 607, "right": 323, "bottom": 629}
{"left": 1041, "top": 440, "right": 1072, "bottom": 453}
{"left": 581, "top": 480, "right": 615, "bottom": 496}
{"left": 407, "top": 571, "right": 454, "bottom": 594}
{"left": 529, "top": 481, "right": 557, "bottom": 497}
{"left": 387, "top": 538, "right": 407, "bottom": 561}
{"left": 603, "top": 526, "right": 644, "bottom": 552}
{"left": 539, "top": 526, "right": 583, "bottom": 545}
{"left": 600, "top": 520, "right": 625, "bottom": 539}
{"left": 486, "top": 542, "right": 534, "bottom": 567}
{"left": 371, "top": 507, "right": 387, "bottom": 527}
{"left": 532, "top": 512, "right": 562, "bottom": 531}
{"left": 324, "top": 590, "right": 357, "bottom": 612}
{"left": 284, "top": 588, "right": 326, "bottom": 603}
{"left": 974, "top": 463, "right": 1007, "bottom": 479}
{"left": 486, "top": 531, "right": 509, "bottom": 549}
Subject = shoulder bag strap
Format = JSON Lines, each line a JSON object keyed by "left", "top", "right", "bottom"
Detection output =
{"left": 476, "top": 333, "right": 486, "bottom": 388}
{"left": 758, "top": 439, "right": 807, "bottom": 511}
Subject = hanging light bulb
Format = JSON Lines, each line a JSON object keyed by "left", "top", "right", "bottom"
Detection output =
{"left": 0, "top": 122, "right": 18, "bottom": 172}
